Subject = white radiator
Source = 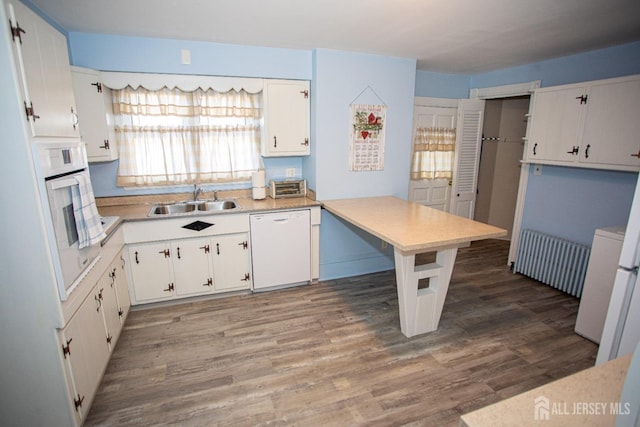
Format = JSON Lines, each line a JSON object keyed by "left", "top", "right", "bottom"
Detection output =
{"left": 514, "top": 229, "right": 591, "bottom": 298}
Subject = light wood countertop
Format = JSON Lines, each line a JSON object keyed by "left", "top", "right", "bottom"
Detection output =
{"left": 97, "top": 195, "right": 321, "bottom": 222}
{"left": 460, "top": 354, "right": 632, "bottom": 427}
{"left": 322, "top": 196, "right": 506, "bottom": 254}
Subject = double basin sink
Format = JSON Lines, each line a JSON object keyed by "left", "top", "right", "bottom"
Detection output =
{"left": 148, "top": 199, "right": 240, "bottom": 217}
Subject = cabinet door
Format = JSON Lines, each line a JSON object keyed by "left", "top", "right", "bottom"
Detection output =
{"left": 211, "top": 233, "right": 252, "bottom": 291}
{"left": 580, "top": 79, "right": 640, "bottom": 168}
{"left": 172, "top": 238, "right": 215, "bottom": 296}
{"left": 128, "top": 242, "right": 174, "bottom": 303}
{"left": 114, "top": 250, "right": 131, "bottom": 322}
{"left": 527, "top": 87, "right": 587, "bottom": 163}
{"left": 71, "top": 67, "right": 118, "bottom": 162}
{"left": 7, "top": 1, "right": 79, "bottom": 138}
{"left": 99, "top": 269, "right": 122, "bottom": 352}
{"left": 262, "top": 80, "right": 310, "bottom": 156}
{"left": 59, "top": 287, "right": 110, "bottom": 422}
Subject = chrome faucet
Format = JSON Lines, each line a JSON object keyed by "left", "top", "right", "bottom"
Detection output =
{"left": 193, "top": 184, "right": 202, "bottom": 201}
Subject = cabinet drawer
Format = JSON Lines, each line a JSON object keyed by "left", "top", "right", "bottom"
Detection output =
{"left": 123, "top": 213, "right": 250, "bottom": 243}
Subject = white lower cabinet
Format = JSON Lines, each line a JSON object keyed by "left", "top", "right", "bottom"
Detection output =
{"left": 173, "top": 237, "right": 215, "bottom": 296}
{"left": 101, "top": 250, "right": 131, "bottom": 349}
{"left": 114, "top": 251, "right": 132, "bottom": 325}
{"left": 59, "top": 287, "right": 109, "bottom": 424}
{"left": 128, "top": 241, "right": 175, "bottom": 301}
{"left": 127, "top": 232, "right": 252, "bottom": 304}
{"left": 58, "top": 247, "right": 129, "bottom": 424}
{"left": 211, "top": 233, "right": 253, "bottom": 292}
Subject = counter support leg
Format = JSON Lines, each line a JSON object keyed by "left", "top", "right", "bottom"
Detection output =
{"left": 394, "top": 247, "right": 458, "bottom": 337}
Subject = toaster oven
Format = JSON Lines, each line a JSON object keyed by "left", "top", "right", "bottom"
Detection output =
{"left": 270, "top": 179, "right": 307, "bottom": 198}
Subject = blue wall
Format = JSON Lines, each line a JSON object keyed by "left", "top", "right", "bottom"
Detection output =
{"left": 470, "top": 41, "right": 640, "bottom": 89}
{"left": 521, "top": 166, "right": 637, "bottom": 246}
{"left": 69, "top": 32, "right": 312, "bottom": 79}
{"left": 311, "top": 49, "right": 416, "bottom": 279}
{"left": 415, "top": 70, "right": 469, "bottom": 98}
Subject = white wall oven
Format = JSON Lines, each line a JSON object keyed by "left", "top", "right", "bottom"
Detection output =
{"left": 35, "top": 142, "right": 101, "bottom": 300}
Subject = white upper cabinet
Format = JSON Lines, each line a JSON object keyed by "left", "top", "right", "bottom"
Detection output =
{"left": 7, "top": 1, "right": 79, "bottom": 138}
{"left": 262, "top": 79, "right": 310, "bottom": 156}
{"left": 71, "top": 66, "right": 118, "bottom": 162}
{"left": 525, "top": 75, "right": 640, "bottom": 172}
{"left": 526, "top": 86, "right": 587, "bottom": 163}
{"left": 580, "top": 79, "right": 640, "bottom": 169}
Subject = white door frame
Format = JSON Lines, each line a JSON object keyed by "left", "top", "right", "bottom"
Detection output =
{"left": 470, "top": 80, "right": 541, "bottom": 266}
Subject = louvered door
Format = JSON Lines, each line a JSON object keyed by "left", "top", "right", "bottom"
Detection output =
{"left": 450, "top": 99, "right": 485, "bottom": 218}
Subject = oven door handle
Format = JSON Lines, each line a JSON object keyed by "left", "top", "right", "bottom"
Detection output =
{"left": 50, "top": 177, "right": 79, "bottom": 190}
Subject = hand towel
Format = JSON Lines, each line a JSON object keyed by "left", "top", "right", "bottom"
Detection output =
{"left": 71, "top": 174, "right": 105, "bottom": 248}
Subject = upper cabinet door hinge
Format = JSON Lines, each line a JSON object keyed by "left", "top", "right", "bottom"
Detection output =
{"left": 9, "top": 20, "right": 25, "bottom": 44}
{"left": 24, "top": 101, "right": 40, "bottom": 122}
{"left": 61, "top": 338, "right": 72, "bottom": 358}
{"left": 300, "top": 89, "right": 309, "bottom": 99}
{"left": 91, "top": 82, "right": 103, "bottom": 93}
{"left": 576, "top": 94, "right": 588, "bottom": 104}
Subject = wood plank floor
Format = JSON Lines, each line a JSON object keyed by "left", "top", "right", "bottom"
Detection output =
{"left": 86, "top": 239, "right": 597, "bottom": 426}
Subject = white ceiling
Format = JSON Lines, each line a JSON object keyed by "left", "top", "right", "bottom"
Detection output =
{"left": 27, "top": 0, "right": 640, "bottom": 73}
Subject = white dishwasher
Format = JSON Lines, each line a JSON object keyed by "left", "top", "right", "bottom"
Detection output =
{"left": 250, "top": 209, "right": 311, "bottom": 290}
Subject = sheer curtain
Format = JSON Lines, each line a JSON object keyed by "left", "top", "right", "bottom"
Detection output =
{"left": 113, "top": 86, "right": 262, "bottom": 187}
{"left": 410, "top": 127, "right": 456, "bottom": 180}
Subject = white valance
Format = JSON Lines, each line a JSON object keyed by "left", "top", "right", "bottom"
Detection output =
{"left": 101, "top": 72, "right": 264, "bottom": 94}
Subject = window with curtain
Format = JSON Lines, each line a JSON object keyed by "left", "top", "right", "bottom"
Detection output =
{"left": 112, "top": 86, "right": 262, "bottom": 187}
{"left": 410, "top": 127, "right": 456, "bottom": 180}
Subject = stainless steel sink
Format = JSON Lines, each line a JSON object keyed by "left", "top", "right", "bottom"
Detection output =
{"left": 148, "top": 199, "right": 240, "bottom": 217}
{"left": 197, "top": 200, "right": 237, "bottom": 211}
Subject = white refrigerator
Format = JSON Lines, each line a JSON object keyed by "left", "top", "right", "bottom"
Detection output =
{"left": 596, "top": 173, "right": 640, "bottom": 365}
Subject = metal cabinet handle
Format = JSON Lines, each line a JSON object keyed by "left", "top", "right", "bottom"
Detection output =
{"left": 533, "top": 143, "right": 537, "bottom": 156}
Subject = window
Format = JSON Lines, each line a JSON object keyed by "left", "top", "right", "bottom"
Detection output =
{"left": 113, "top": 86, "right": 262, "bottom": 187}
{"left": 410, "top": 127, "right": 456, "bottom": 180}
